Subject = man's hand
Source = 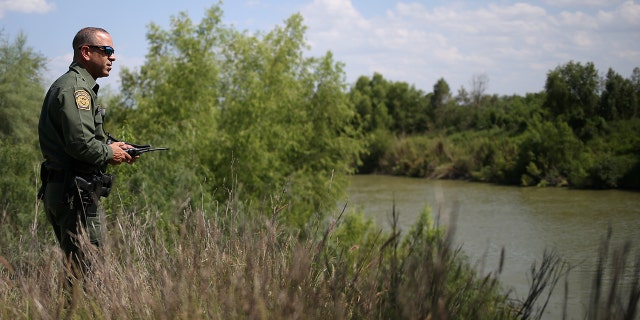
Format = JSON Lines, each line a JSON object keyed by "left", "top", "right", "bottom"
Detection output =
{"left": 109, "top": 142, "right": 136, "bottom": 165}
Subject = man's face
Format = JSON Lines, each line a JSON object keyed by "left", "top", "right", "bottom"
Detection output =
{"left": 84, "top": 32, "right": 116, "bottom": 79}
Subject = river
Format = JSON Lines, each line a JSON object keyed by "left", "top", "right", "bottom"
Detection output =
{"left": 344, "top": 174, "right": 640, "bottom": 319}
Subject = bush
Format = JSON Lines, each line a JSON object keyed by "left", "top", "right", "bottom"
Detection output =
{"left": 587, "top": 154, "right": 637, "bottom": 189}
{"left": 0, "top": 141, "right": 41, "bottom": 228}
{"left": 358, "top": 129, "right": 394, "bottom": 174}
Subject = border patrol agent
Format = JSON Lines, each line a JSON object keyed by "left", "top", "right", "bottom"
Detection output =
{"left": 38, "top": 27, "right": 135, "bottom": 276}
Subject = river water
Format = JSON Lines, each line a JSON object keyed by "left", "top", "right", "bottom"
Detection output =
{"left": 344, "top": 174, "right": 640, "bottom": 319}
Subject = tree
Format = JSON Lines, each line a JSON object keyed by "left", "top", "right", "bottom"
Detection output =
{"left": 470, "top": 73, "right": 489, "bottom": 107}
{"left": 119, "top": 6, "right": 364, "bottom": 226}
{"left": 215, "top": 14, "right": 365, "bottom": 225}
{"left": 386, "top": 81, "right": 429, "bottom": 134}
{"left": 116, "top": 7, "right": 225, "bottom": 214}
{"left": 350, "top": 73, "right": 393, "bottom": 134}
{"left": 631, "top": 67, "right": 640, "bottom": 92}
{"left": 518, "top": 119, "right": 583, "bottom": 186}
{"left": 543, "top": 61, "right": 600, "bottom": 136}
{"left": 430, "top": 78, "right": 452, "bottom": 129}
{"left": 0, "top": 32, "right": 46, "bottom": 144}
{"left": 631, "top": 67, "right": 640, "bottom": 118}
{"left": 431, "top": 78, "right": 451, "bottom": 110}
{"left": 599, "top": 68, "right": 638, "bottom": 120}
{"left": 0, "top": 32, "right": 46, "bottom": 225}
{"left": 455, "top": 86, "right": 470, "bottom": 106}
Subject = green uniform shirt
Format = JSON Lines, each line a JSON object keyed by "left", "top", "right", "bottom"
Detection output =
{"left": 38, "top": 61, "right": 113, "bottom": 174}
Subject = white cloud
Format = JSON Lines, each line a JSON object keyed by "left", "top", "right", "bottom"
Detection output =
{"left": 0, "top": 0, "right": 55, "bottom": 17}
{"left": 42, "top": 52, "right": 72, "bottom": 86}
{"left": 299, "top": 0, "right": 640, "bottom": 95}
{"left": 616, "top": 1, "right": 640, "bottom": 27}
{"left": 544, "top": 0, "right": 625, "bottom": 8}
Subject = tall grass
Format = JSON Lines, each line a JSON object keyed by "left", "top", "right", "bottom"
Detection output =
{"left": 1, "top": 190, "right": 639, "bottom": 319}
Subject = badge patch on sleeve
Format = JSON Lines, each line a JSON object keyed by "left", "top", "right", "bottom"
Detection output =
{"left": 74, "top": 90, "right": 91, "bottom": 110}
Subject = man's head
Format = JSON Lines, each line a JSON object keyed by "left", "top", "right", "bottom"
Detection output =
{"left": 72, "top": 27, "right": 116, "bottom": 80}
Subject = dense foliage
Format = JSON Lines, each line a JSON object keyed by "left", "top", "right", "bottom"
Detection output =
{"left": 0, "top": 32, "right": 45, "bottom": 229}
{"left": 352, "top": 63, "right": 640, "bottom": 189}
{"left": 112, "top": 7, "right": 364, "bottom": 227}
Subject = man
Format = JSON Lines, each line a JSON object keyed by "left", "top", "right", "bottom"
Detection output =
{"left": 38, "top": 27, "right": 134, "bottom": 275}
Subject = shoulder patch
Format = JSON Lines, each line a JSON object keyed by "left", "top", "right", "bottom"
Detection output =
{"left": 74, "top": 90, "right": 91, "bottom": 110}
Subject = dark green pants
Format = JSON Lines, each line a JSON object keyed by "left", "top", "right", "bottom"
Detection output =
{"left": 43, "top": 181, "right": 102, "bottom": 272}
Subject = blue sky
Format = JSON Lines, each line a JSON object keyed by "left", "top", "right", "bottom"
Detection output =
{"left": 1, "top": 0, "right": 639, "bottom": 95}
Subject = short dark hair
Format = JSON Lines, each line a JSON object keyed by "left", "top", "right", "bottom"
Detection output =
{"left": 72, "top": 27, "right": 109, "bottom": 50}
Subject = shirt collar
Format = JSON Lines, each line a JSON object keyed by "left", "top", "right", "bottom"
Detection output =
{"left": 69, "top": 61, "right": 100, "bottom": 94}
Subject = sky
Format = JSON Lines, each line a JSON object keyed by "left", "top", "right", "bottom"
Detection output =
{"left": 1, "top": 0, "right": 639, "bottom": 96}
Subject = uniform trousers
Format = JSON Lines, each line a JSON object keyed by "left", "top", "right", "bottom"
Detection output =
{"left": 43, "top": 178, "right": 102, "bottom": 276}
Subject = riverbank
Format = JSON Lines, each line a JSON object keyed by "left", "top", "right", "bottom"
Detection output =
{"left": 360, "top": 125, "right": 640, "bottom": 191}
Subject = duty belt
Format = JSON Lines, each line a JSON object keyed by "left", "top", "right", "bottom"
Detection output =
{"left": 74, "top": 174, "right": 114, "bottom": 198}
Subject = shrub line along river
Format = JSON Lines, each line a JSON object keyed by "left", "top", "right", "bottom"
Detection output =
{"left": 344, "top": 174, "right": 640, "bottom": 319}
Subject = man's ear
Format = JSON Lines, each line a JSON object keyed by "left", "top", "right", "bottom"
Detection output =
{"left": 79, "top": 45, "right": 91, "bottom": 61}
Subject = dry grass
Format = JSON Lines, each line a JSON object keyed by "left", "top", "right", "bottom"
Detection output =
{"left": 1, "top": 196, "right": 638, "bottom": 319}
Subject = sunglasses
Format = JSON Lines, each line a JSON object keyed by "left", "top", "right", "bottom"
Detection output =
{"left": 87, "top": 45, "right": 115, "bottom": 57}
